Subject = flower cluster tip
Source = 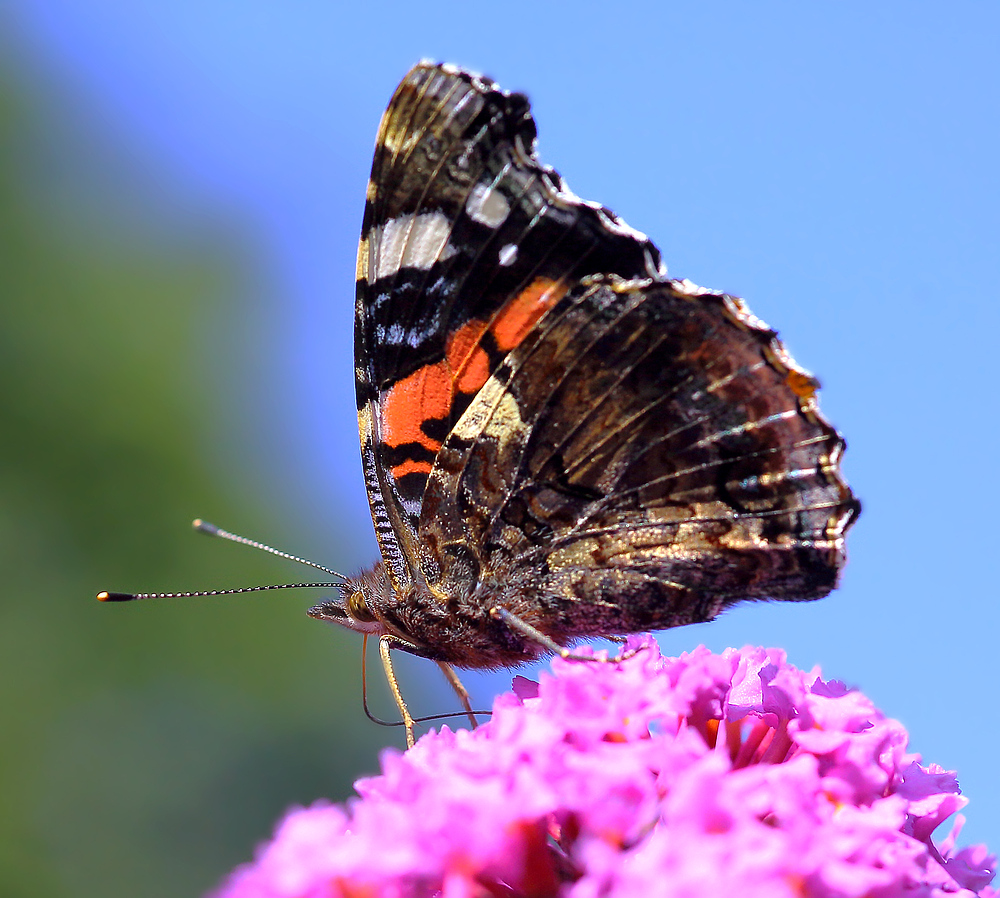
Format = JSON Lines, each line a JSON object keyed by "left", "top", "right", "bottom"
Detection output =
{"left": 215, "top": 639, "right": 995, "bottom": 898}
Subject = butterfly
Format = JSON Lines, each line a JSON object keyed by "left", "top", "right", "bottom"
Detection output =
{"left": 303, "top": 61, "right": 860, "bottom": 743}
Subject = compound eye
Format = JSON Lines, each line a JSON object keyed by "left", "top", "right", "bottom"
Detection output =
{"left": 347, "top": 589, "right": 376, "bottom": 623}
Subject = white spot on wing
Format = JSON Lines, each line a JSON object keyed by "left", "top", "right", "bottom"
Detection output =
{"left": 498, "top": 244, "right": 518, "bottom": 266}
{"left": 465, "top": 182, "right": 510, "bottom": 228}
{"left": 368, "top": 212, "right": 457, "bottom": 280}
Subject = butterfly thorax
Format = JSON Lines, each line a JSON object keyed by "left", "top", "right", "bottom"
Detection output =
{"left": 308, "top": 558, "right": 555, "bottom": 668}
{"left": 312, "top": 546, "right": 747, "bottom": 670}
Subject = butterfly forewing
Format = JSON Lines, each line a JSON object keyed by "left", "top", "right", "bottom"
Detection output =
{"left": 356, "top": 63, "right": 665, "bottom": 572}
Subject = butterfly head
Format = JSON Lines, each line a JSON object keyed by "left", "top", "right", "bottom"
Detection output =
{"left": 307, "top": 561, "right": 391, "bottom": 636}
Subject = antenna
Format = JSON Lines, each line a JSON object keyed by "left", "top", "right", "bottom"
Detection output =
{"left": 191, "top": 518, "right": 347, "bottom": 580}
{"left": 96, "top": 519, "right": 495, "bottom": 740}
{"left": 96, "top": 519, "right": 348, "bottom": 602}
{"left": 97, "top": 583, "right": 344, "bottom": 602}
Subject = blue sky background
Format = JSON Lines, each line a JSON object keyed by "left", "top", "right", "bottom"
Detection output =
{"left": 6, "top": 0, "right": 998, "bottom": 883}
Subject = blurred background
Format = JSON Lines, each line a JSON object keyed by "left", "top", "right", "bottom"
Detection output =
{"left": 1, "top": 3, "right": 997, "bottom": 896}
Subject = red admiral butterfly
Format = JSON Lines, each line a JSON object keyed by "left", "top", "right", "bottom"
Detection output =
{"left": 103, "top": 62, "right": 859, "bottom": 746}
{"left": 305, "top": 62, "right": 859, "bottom": 741}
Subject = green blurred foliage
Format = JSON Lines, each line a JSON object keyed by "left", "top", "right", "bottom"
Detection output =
{"left": 0, "top": 42, "right": 388, "bottom": 898}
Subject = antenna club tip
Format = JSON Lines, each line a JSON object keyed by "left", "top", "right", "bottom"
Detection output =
{"left": 192, "top": 519, "right": 218, "bottom": 535}
{"left": 98, "top": 591, "right": 135, "bottom": 602}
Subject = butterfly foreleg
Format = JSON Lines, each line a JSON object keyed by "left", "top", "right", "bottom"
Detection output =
{"left": 436, "top": 661, "right": 479, "bottom": 730}
{"left": 489, "top": 606, "right": 645, "bottom": 665}
{"left": 378, "top": 634, "right": 417, "bottom": 748}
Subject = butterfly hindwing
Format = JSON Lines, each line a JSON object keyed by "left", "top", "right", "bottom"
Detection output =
{"left": 418, "top": 275, "right": 858, "bottom": 643}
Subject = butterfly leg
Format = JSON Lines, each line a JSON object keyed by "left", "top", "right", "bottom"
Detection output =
{"left": 378, "top": 634, "right": 416, "bottom": 748}
{"left": 436, "top": 662, "right": 479, "bottom": 730}
{"left": 490, "top": 606, "right": 646, "bottom": 664}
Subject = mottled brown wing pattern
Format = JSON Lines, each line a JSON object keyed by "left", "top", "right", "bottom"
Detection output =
{"left": 355, "top": 62, "right": 663, "bottom": 589}
{"left": 341, "top": 60, "right": 859, "bottom": 678}
{"left": 418, "top": 275, "right": 859, "bottom": 656}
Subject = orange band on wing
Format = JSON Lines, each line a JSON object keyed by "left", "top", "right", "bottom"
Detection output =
{"left": 491, "top": 277, "right": 567, "bottom": 351}
{"left": 445, "top": 318, "right": 490, "bottom": 395}
{"left": 381, "top": 360, "right": 451, "bottom": 450}
{"left": 381, "top": 278, "right": 566, "bottom": 453}
{"left": 390, "top": 458, "right": 434, "bottom": 478}
{"left": 446, "top": 277, "right": 568, "bottom": 397}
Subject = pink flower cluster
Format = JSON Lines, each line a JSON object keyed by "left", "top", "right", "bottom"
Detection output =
{"left": 214, "top": 639, "right": 995, "bottom": 897}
